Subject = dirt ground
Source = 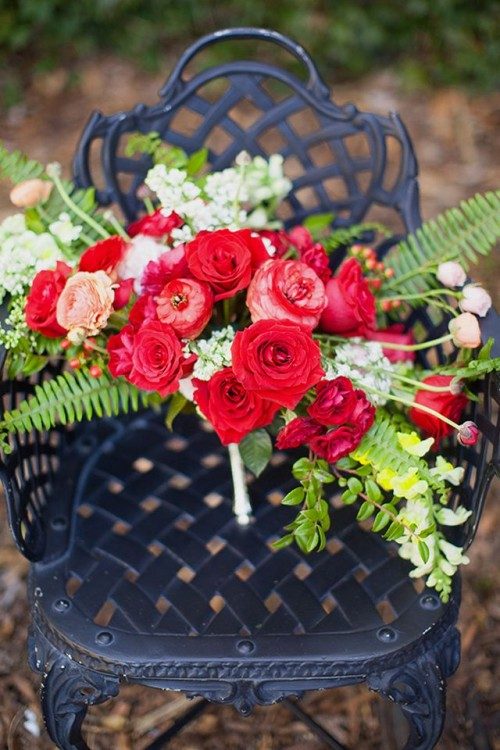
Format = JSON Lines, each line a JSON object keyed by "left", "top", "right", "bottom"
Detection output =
{"left": 0, "top": 56, "right": 499, "bottom": 749}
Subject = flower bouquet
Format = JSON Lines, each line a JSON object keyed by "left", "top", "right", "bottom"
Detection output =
{"left": 0, "top": 138, "right": 499, "bottom": 602}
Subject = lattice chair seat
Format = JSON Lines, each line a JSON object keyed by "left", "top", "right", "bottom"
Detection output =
{"left": 1, "top": 27, "right": 498, "bottom": 750}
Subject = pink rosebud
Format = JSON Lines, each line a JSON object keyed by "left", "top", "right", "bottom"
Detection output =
{"left": 436, "top": 261, "right": 466, "bottom": 288}
{"left": 10, "top": 178, "right": 52, "bottom": 208}
{"left": 448, "top": 313, "right": 481, "bottom": 349}
{"left": 457, "top": 421, "right": 479, "bottom": 446}
{"left": 459, "top": 285, "right": 492, "bottom": 318}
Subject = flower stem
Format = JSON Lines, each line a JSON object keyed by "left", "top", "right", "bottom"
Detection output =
{"left": 365, "top": 386, "right": 461, "bottom": 430}
{"left": 104, "top": 211, "right": 130, "bottom": 241}
{"left": 143, "top": 197, "right": 155, "bottom": 215}
{"left": 49, "top": 169, "right": 110, "bottom": 240}
{"left": 379, "top": 288, "right": 461, "bottom": 303}
{"left": 382, "top": 370, "right": 453, "bottom": 392}
{"left": 314, "top": 332, "right": 454, "bottom": 352}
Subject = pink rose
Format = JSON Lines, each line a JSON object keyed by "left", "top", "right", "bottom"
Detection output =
{"left": 56, "top": 270, "right": 115, "bottom": 339}
{"left": 246, "top": 259, "right": 327, "bottom": 329}
{"left": 448, "top": 313, "right": 482, "bottom": 348}
{"left": 436, "top": 261, "right": 466, "bottom": 288}
{"left": 299, "top": 243, "right": 332, "bottom": 284}
{"left": 156, "top": 278, "right": 213, "bottom": 339}
{"left": 310, "top": 425, "right": 363, "bottom": 464}
{"left": 459, "top": 285, "right": 492, "bottom": 317}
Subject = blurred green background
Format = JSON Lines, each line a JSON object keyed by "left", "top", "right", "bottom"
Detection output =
{"left": 1, "top": 0, "right": 499, "bottom": 106}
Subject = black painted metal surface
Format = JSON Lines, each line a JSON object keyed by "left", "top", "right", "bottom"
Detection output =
{"left": 0, "top": 27, "right": 499, "bottom": 750}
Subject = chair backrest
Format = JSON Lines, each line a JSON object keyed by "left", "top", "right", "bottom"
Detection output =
{"left": 73, "top": 27, "right": 422, "bottom": 236}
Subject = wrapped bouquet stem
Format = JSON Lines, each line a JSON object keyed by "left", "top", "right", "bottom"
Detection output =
{"left": 0, "top": 137, "right": 499, "bottom": 602}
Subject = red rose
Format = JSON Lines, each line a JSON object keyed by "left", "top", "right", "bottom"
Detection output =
{"left": 275, "top": 417, "right": 324, "bottom": 450}
{"left": 409, "top": 375, "right": 468, "bottom": 444}
{"left": 79, "top": 236, "right": 126, "bottom": 275}
{"left": 107, "top": 320, "right": 183, "bottom": 397}
{"left": 127, "top": 210, "right": 183, "bottom": 238}
{"left": 236, "top": 229, "right": 273, "bottom": 269}
{"left": 193, "top": 368, "right": 278, "bottom": 445}
{"left": 259, "top": 229, "right": 290, "bottom": 258}
{"left": 320, "top": 258, "right": 376, "bottom": 336}
{"left": 231, "top": 319, "right": 324, "bottom": 409}
{"left": 25, "top": 261, "right": 72, "bottom": 338}
{"left": 246, "top": 259, "right": 327, "bottom": 329}
{"left": 364, "top": 324, "right": 416, "bottom": 363}
{"left": 141, "top": 245, "right": 189, "bottom": 297}
{"left": 350, "top": 389, "right": 376, "bottom": 434}
{"left": 307, "top": 377, "right": 357, "bottom": 426}
{"left": 157, "top": 278, "right": 213, "bottom": 339}
{"left": 299, "top": 243, "right": 332, "bottom": 284}
{"left": 113, "top": 278, "right": 134, "bottom": 310}
{"left": 185, "top": 229, "right": 253, "bottom": 300}
{"left": 310, "top": 425, "right": 362, "bottom": 463}
{"left": 129, "top": 295, "right": 158, "bottom": 327}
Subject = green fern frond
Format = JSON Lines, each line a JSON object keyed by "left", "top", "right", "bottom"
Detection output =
{"left": 0, "top": 370, "right": 150, "bottom": 453}
{"left": 325, "top": 222, "right": 388, "bottom": 253}
{"left": 354, "top": 416, "right": 446, "bottom": 494}
{"left": 0, "top": 142, "right": 46, "bottom": 185}
{"left": 385, "top": 190, "right": 500, "bottom": 299}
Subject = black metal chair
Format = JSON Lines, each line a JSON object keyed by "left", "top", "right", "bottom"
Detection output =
{"left": 1, "top": 28, "right": 499, "bottom": 750}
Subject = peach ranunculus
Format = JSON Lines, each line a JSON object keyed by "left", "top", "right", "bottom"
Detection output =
{"left": 10, "top": 179, "right": 52, "bottom": 208}
{"left": 56, "top": 270, "right": 115, "bottom": 341}
{"left": 448, "top": 312, "right": 482, "bottom": 349}
{"left": 246, "top": 259, "right": 327, "bottom": 329}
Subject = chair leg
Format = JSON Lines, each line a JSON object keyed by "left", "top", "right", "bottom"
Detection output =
{"left": 367, "top": 627, "right": 461, "bottom": 750}
{"left": 40, "top": 652, "right": 119, "bottom": 750}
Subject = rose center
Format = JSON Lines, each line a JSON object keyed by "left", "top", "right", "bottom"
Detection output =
{"left": 284, "top": 275, "right": 313, "bottom": 304}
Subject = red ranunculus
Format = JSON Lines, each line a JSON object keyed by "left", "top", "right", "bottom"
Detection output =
{"left": 140, "top": 245, "right": 189, "bottom": 297}
{"left": 310, "top": 425, "right": 362, "bottom": 463}
{"left": 127, "top": 210, "right": 183, "bottom": 238}
{"left": 78, "top": 236, "right": 126, "bottom": 275}
{"left": 107, "top": 320, "right": 183, "bottom": 397}
{"left": 275, "top": 417, "right": 324, "bottom": 450}
{"left": 307, "top": 377, "right": 357, "bottom": 426}
{"left": 350, "top": 389, "right": 376, "bottom": 434}
{"left": 231, "top": 319, "right": 324, "bottom": 409}
{"left": 193, "top": 368, "right": 278, "bottom": 445}
{"left": 25, "top": 261, "right": 72, "bottom": 338}
{"left": 185, "top": 229, "right": 253, "bottom": 300}
{"left": 409, "top": 375, "right": 468, "bottom": 444}
{"left": 246, "top": 259, "right": 327, "bottom": 329}
{"left": 156, "top": 278, "right": 213, "bottom": 339}
{"left": 364, "top": 324, "right": 416, "bottom": 363}
{"left": 113, "top": 278, "right": 134, "bottom": 310}
{"left": 299, "top": 243, "right": 332, "bottom": 284}
{"left": 320, "top": 258, "right": 376, "bottom": 336}
{"left": 129, "top": 295, "right": 158, "bottom": 327}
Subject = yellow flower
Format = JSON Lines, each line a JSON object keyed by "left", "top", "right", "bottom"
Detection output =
{"left": 391, "top": 468, "right": 429, "bottom": 500}
{"left": 376, "top": 468, "right": 397, "bottom": 491}
{"left": 397, "top": 431, "right": 434, "bottom": 457}
{"left": 352, "top": 450, "right": 369, "bottom": 465}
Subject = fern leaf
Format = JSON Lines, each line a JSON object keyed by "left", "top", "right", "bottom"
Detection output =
{"left": 325, "top": 222, "right": 388, "bottom": 253}
{"left": 385, "top": 191, "right": 500, "bottom": 300}
{"left": 0, "top": 142, "right": 46, "bottom": 184}
{"left": 0, "top": 371, "right": 150, "bottom": 453}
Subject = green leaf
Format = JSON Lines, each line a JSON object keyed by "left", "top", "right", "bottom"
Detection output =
{"left": 478, "top": 337, "right": 494, "bottom": 361}
{"left": 341, "top": 490, "right": 357, "bottom": 505}
{"left": 365, "top": 479, "right": 382, "bottom": 502}
{"left": 372, "top": 510, "right": 391, "bottom": 533}
{"left": 418, "top": 539, "right": 430, "bottom": 564}
{"left": 356, "top": 501, "right": 374, "bottom": 521}
{"left": 384, "top": 521, "right": 405, "bottom": 541}
{"left": 303, "top": 212, "right": 335, "bottom": 235}
{"left": 272, "top": 534, "right": 294, "bottom": 550}
{"left": 292, "top": 457, "right": 313, "bottom": 481}
{"left": 239, "top": 429, "right": 272, "bottom": 477}
{"left": 22, "top": 354, "right": 48, "bottom": 375}
{"left": 186, "top": 147, "right": 208, "bottom": 176}
{"left": 347, "top": 477, "right": 363, "bottom": 494}
{"left": 281, "top": 487, "right": 305, "bottom": 506}
{"left": 165, "top": 392, "right": 187, "bottom": 431}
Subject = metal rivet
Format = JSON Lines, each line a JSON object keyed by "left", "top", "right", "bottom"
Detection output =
{"left": 96, "top": 631, "right": 114, "bottom": 646}
{"left": 377, "top": 627, "right": 397, "bottom": 643}
{"left": 53, "top": 599, "right": 70, "bottom": 613}
{"left": 236, "top": 639, "right": 255, "bottom": 655}
{"left": 420, "top": 594, "right": 440, "bottom": 610}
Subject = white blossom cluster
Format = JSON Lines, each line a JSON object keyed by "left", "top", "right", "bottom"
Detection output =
{"left": 188, "top": 326, "right": 235, "bottom": 381}
{"left": 0, "top": 214, "right": 65, "bottom": 303}
{"left": 144, "top": 152, "right": 292, "bottom": 240}
{"left": 0, "top": 295, "right": 34, "bottom": 350}
{"left": 48, "top": 212, "right": 83, "bottom": 244}
{"left": 323, "top": 341, "right": 394, "bottom": 406}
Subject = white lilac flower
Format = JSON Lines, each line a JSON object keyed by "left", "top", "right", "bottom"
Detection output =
{"left": 0, "top": 215, "right": 64, "bottom": 303}
{"left": 49, "top": 212, "right": 83, "bottom": 244}
{"left": 323, "top": 340, "right": 394, "bottom": 406}
{"left": 189, "top": 326, "right": 235, "bottom": 380}
{"left": 243, "top": 154, "right": 292, "bottom": 206}
{"left": 0, "top": 295, "right": 32, "bottom": 350}
{"left": 145, "top": 165, "right": 201, "bottom": 216}
{"left": 118, "top": 235, "right": 165, "bottom": 293}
